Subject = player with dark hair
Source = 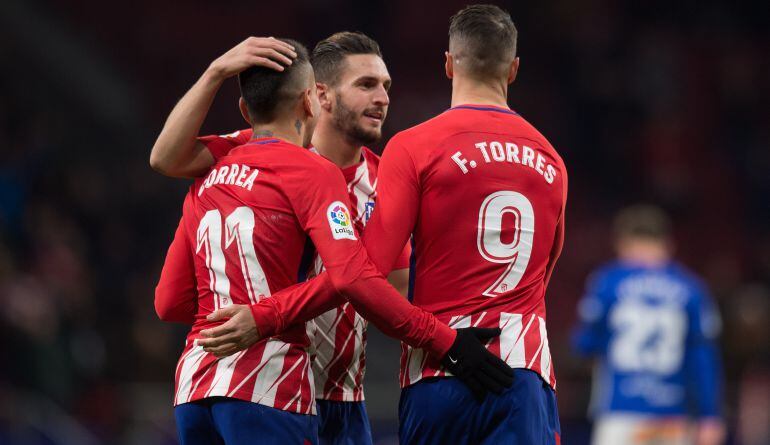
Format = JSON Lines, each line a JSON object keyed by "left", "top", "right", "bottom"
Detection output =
{"left": 154, "top": 34, "right": 513, "bottom": 444}
{"left": 197, "top": 32, "right": 395, "bottom": 445}
{"left": 152, "top": 32, "right": 418, "bottom": 444}
{"left": 573, "top": 205, "right": 725, "bottom": 445}
{"left": 201, "top": 4, "right": 567, "bottom": 444}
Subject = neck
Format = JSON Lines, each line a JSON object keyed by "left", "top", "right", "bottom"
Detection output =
{"left": 251, "top": 119, "right": 305, "bottom": 147}
{"left": 450, "top": 75, "right": 509, "bottom": 108}
{"left": 311, "top": 118, "right": 363, "bottom": 169}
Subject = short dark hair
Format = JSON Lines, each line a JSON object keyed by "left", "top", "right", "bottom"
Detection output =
{"left": 613, "top": 205, "right": 673, "bottom": 242}
{"left": 238, "top": 38, "right": 311, "bottom": 124}
{"left": 448, "top": 4, "right": 517, "bottom": 80}
{"left": 311, "top": 32, "right": 382, "bottom": 85}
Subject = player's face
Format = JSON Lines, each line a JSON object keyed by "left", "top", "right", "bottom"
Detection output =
{"left": 330, "top": 54, "right": 391, "bottom": 145}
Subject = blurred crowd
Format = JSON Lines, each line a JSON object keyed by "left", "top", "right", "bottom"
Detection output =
{"left": 0, "top": 0, "right": 767, "bottom": 443}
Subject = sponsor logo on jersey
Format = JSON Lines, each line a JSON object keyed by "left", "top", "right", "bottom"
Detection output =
{"left": 327, "top": 202, "right": 356, "bottom": 240}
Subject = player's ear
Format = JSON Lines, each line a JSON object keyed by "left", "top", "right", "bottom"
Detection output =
{"left": 316, "top": 82, "right": 333, "bottom": 112}
{"left": 445, "top": 51, "right": 454, "bottom": 79}
{"left": 507, "top": 57, "right": 520, "bottom": 85}
{"left": 238, "top": 97, "right": 253, "bottom": 126}
{"left": 302, "top": 88, "right": 316, "bottom": 119}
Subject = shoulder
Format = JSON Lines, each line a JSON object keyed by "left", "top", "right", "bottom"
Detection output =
{"left": 280, "top": 145, "right": 345, "bottom": 190}
{"left": 514, "top": 113, "right": 567, "bottom": 168}
{"left": 666, "top": 262, "right": 703, "bottom": 288}
{"left": 390, "top": 112, "right": 454, "bottom": 146}
{"left": 668, "top": 262, "right": 711, "bottom": 301}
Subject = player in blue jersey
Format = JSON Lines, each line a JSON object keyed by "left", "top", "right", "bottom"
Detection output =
{"left": 573, "top": 205, "right": 726, "bottom": 445}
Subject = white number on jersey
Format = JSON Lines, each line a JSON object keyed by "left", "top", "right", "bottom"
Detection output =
{"left": 609, "top": 301, "right": 686, "bottom": 374}
{"left": 196, "top": 207, "right": 270, "bottom": 310}
{"left": 477, "top": 191, "right": 535, "bottom": 297}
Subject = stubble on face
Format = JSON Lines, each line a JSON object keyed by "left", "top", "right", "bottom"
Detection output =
{"left": 331, "top": 92, "right": 382, "bottom": 146}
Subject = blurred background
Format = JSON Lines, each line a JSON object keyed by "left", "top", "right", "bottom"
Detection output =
{"left": 0, "top": 0, "right": 768, "bottom": 443}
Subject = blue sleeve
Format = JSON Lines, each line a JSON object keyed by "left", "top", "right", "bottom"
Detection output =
{"left": 571, "top": 270, "right": 613, "bottom": 357}
{"left": 685, "top": 283, "right": 723, "bottom": 418}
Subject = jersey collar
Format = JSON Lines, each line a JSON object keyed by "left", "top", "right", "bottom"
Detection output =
{"left": 245, "top": 137, "right": 281, "bottom": 146}
{"left": 448, "top": 104, "right": 519, "bottom": 116}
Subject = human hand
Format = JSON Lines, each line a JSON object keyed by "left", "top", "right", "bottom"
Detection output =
{"left": 206, "top": 37, "right": 296, "bottom": 82}
{"left": 198, "top": 304, "right": 261, "bottom": 357}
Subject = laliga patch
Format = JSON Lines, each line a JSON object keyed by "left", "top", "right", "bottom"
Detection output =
{"left": 327, "top": 201, "right": 356, "bottom": 240}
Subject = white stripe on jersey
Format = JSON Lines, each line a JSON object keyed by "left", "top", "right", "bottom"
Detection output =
{"left": 343, "top": 312, "right": 366, "bottom": 391}
{"left": 251, "top": 339, "right": 290, "bottom": 404}
{"left": 349, "top": 160, "right": 376, "bottom": 226}
{"left": 282, "top": 356, "right": 314, "bottom": 413}
{"left": 400, "top": 312, "right": 554, "bottom": 389}
{"left": 499, "top": 312, "right": 526, "bottom": 367}
{"left": 175, "top": 343, "right": 206, "bottom": 405}
{"left": 539, "top": 316, "right": 552, "bottom": 386}
{"left": 204, "top": 350, "right": 246, "bottom": 398}
{"left": 311, "top": 306, "right": 342, "bottom": 394}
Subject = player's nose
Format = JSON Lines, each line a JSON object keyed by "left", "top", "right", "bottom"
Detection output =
{"left": 373, "top": 84, "right": 390, "bottom": 107}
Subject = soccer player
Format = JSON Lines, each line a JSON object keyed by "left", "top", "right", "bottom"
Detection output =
{"left": 205, "top": 5, "right": 568, "bottom": 444}
{"left": 572, "top": 205, "right": 725, "bottom": 445}
{"left": 154, "top": 38, "right": 512, "bottom": 445}
{"left": 153, "top": 32, "right": 409, "bottom": 444}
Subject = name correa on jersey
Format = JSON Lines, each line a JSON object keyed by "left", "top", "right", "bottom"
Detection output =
{"left": 198, "top": 163, "right": 259, "bottom": 197}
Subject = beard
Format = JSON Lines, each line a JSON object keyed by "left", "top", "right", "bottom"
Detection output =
{"left": 332, "top": 94, "right": 382, "bottom": 146}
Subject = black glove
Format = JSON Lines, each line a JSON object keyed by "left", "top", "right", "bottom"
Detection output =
{"left": 440, "top": 327, "right": 514, "bottom": 402}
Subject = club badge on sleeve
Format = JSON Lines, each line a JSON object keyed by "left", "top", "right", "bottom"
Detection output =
{"left": 327, "top": 201, "right": 357, "bottom": 240}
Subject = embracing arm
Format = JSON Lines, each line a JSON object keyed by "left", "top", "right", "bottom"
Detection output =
{"left": 260, "top": 161, "right": 454, "bottom": 356}
{"left": 149, "top": 37, "right": 296, "bottom": 177}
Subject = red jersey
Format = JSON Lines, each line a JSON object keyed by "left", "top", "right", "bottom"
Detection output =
{"left": 155, "top": 138, "right": 444, "bottom": 414}
{"left": 364, "top": 105, "right": 568, "bottom": 388}
{"left": 246, "top": 105, "right": 567, "bottom": 390}
{"left": 199, "top": 129, "right": 410, "bottom": 401}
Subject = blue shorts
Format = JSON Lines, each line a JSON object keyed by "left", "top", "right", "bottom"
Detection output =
{"left": 315, "top": 399, "right": 372, "bottom": 445}
{"left": 174, "top": 397, "right": 318, "bottom": 445}
{"left": 399, "top": 369, "right": 561, "bottom": 445}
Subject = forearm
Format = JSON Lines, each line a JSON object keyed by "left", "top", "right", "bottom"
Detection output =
{"left": 149, "top": 70, "right": 222, "bottom": 177}
{"left": 328, "top": 247, "right": 454, "bottom": 357}
{"left": 689, "top": 341, "right": 723, "bottom": 417}
{"left": 253, "top": 260, "right": 454, "bottom": 357}
{"left": 251, "top": 273, "right": 346, "bottom": 336}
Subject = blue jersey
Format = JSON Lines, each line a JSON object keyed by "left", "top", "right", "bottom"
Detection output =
{"left": 572, "top": 261, "right": 722, "bottom": 418}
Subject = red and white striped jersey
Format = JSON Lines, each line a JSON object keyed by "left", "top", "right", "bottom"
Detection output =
{"left": 199, "top": 130, "right": 410, "bottom": 401}
{"left": 361, "top": 105, "right": 568, "bottom": 389}
{"left": 165, "top": 138, "right": 345, "bottom": 414}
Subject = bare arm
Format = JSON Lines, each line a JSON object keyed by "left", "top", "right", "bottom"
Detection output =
{"left": 149, "top": 37, "right": 296, "bottom": 178}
